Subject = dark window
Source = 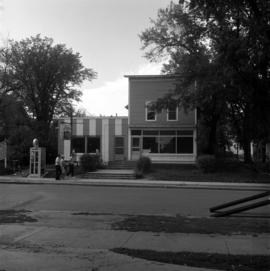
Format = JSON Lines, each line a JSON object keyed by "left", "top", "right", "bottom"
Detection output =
{"left": 160, "top": 137, "right": 176, "bottom": 153}
{"left": 177, "top": 137, "right": 193, "bottom": 153}
{"left": 87, "top": 137, "right": 100, "bottom": 153}
{"left": 72, "top": 137, "right": 85, "bottom": 153}
{"left": 177, "top": 130, "right": 193, "bottom": 136}
{"left": 146, "top": 103, "right": 156, "bottom": 121}
{"left": 143, "top": 130, "right": 159, "bottom": 135}
{"left": 131, "top": 130, "right": 142, "bottom": 135}
{"left": 160, "top": 130, "right": 176, "bottom": 136}
{"left": 132, "top": 137, "right": 140, "bottom": 151}
{"left": 143, "top": 137, "right": 158, "bottom": 153}
{"left": 168, "top": 106, "right": 177, "bottom": 121}
{"left": 115, "top": 137, "right": 124, "bottom": 155}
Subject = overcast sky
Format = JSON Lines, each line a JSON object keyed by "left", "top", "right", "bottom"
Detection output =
{"left": 1, "top": 0, "right": 174, "bottom": 116}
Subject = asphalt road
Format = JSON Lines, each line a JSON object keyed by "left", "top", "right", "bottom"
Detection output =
{"left": 0, "top": 184, "right": 269, "bottom": 270}
{"left": 0, "top": 183, "right": 265, "bottom": 216}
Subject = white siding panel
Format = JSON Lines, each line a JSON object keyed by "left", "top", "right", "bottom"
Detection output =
{"left": 102, "top": 119, "right": 109, "bottom": 163}
{"left": 76, "top": 119, "right": 84, "bottom": 136}
{"left": 89, "top": 119, "right": 96, "bottom": 136}
{"left": 64, "top": 140, "right": 71, "bottom": 160}
{"left": 115, "top": 119, "right": 122, "bottom": 136}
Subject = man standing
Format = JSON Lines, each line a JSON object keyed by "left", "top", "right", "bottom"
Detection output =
{"left": 55, "top": 154, "right": 61, "bottom": 180}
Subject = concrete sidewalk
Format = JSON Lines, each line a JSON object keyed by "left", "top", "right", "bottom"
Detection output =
{"left": 1, "top": 221, "right": 269, "bottom": 271}
{"left": 0, "top": 174, "right": 269, "bottom": 191}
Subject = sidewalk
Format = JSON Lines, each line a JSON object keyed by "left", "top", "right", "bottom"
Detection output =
{"left": 0, "top": 174, "right": 269, "bottom": 191}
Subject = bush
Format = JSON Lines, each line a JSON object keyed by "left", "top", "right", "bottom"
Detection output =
{"left": 136, "top": 156, "right": 152, "bottom": 176}
{"left": 197, "top": 155, "right": 216, "bottom": 173}
{"left": 80, "top": 154, "right": 100, "bottom": 172}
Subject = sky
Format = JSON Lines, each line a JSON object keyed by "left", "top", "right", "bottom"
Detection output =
{"left": 0, "top": 0, "right": 174, "bottom": 116}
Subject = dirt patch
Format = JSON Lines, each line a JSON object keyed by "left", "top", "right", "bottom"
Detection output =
{"left": 111, "top": 248, "right": 270, "bottom": 271}
{"left": 0, "top": 209, "right": 37, "bottom": 224}
{"left": 111, "top": 214, "right": 270, "bottom": 234}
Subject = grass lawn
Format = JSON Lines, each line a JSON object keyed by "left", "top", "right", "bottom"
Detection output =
{"left": 145, "top": 163, "right": 270, "bottom": 183}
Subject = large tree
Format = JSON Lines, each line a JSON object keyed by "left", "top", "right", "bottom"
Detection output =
{"left": 0, "top": 35, "right": 96, "bottom": 146}
{"left": 140, "top": 0, "right": 270, "bottom": 162}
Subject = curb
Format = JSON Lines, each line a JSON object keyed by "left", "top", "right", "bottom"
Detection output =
{"left": 0, "top": 176, "right": 269, "bottom": 191}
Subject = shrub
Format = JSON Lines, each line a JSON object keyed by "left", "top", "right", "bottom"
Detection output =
{"left": 136, "top": 156, "right": 152, "bottom": 175}
{"left": 197, "top": 155, "right": 216, "bottom": 173}
{"left": 80, "top": 154, "right": 100, "bottom": 172}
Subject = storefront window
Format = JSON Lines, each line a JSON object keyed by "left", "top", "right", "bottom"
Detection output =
{"left": 143, "top": 137, "right": 159, "bottom": 153}
{"left": 160, "top": 137, "right": 176, "bottom": 153}
{"left": 72, "top": 137, "right": 85, "bottom": 153}
{"left": 87, "top": 136, "right": 100, "bottom": 153}
{"left": 177, "top": 137, "right": 193, "bottom": 153}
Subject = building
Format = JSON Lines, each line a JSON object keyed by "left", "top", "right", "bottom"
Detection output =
{"left": 57, "top": 75, "right": 197, "bottom": 164}
{"left": 57, "top": 116, "right": 128, "bottom": 163}
{"left": 126, "top": 75, "right": 197, "bottom": 163}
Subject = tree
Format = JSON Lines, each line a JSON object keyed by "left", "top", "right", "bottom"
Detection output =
{"left": 0, "top": 35, "right": 96, "bottom": 147}
{"left": 140, "top": 1, "right": 270, "bottom": 162}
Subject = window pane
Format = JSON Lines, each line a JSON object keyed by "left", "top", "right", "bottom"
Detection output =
{"left": 115, "top": 137, "right": 124, "bottom": 147}
{"left": 72, "top": 137, "right": 85, "bottom": 153}
{"left": 132, "top": 137, "right": 140, "bottom": 148}
{"left": 160, "top": 130, "right": 176, "bottom": 136}
{"left": 143, "top": 137, "right": 158, "bottom": 153}
{"left": 131, "top": 130, "right": 141, "bottom": 135}
{"left": 87, "top": 137, "right": 100, "bottom": 153}
{"left": 177, "top": 130, "right": 193, "bottom": 136}
{"left": 143, "top": 130, "right": 159, "bottom": 135}
{"left": 147, "top": 111, "right": 156, "bottom": 120}
{"left": 168, "top": 109, "right": 177, "bottom": 120}
{"left": 160, "top": 137, "right": 176, "bottom": 153}
{"left": 177, "top": 137, "right": 193, "bottom": 153}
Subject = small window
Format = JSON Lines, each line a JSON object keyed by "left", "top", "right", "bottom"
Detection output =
{"left": 131, "top": 130, "right": 142, "bottom": 135}
{"left": 145, "top": 102, "right": 156, "bottom": 121}
{"left": 167, "top": 106, "right": 178, "bottom": 121}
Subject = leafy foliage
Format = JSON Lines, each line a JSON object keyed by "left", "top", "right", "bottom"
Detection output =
{"left": 80, "top": 154, "right": 100, "bottom": 172}
{"left": 140, "top": 1, "right": 270, "bottom": 162}
{"left": 0, "top": 35, "right": 96, "bottom": 147}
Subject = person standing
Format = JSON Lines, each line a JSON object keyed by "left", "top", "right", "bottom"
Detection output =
{"left": 55, "top": 154, "right": 61, "bottom": 180}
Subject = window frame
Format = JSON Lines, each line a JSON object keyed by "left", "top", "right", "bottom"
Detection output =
{"left": 145, "top": 101, "right": 157, "bottom": 121}
{"left": 167, "top": 106, "right": 178, "bottom": 121}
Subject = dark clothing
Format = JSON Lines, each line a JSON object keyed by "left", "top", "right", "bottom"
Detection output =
{"left": 68, "top": 163, "right": 74, "bottom": 177}
{"left": 55, "top": 165, "right": 61, "bottom": 180}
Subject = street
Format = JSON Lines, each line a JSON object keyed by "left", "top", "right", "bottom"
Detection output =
{"left": 0, "top": 184, "right": 261, "bottom": 216}
{"left": 0, "top": 184, "right": 269, "bottom": 271}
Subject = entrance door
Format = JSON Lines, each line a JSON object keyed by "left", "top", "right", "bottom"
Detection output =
{"left": 131, "top": 137, "right": 141, "bottom": 160}
{"left": 114, "top": 137, "right": 125, "bottom": 160}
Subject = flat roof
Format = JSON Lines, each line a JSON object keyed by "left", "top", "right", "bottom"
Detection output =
{"left": 124, "top": 74, "right": 179, "bottom": 79}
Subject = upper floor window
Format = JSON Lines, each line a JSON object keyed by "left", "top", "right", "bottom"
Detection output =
{"left": 145, "top": 101, "right": 156, "bottom": 121}
{"left": 167, "top": 105, "right": 178, "bottom": 121}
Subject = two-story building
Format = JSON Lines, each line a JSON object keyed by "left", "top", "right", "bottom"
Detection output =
{"left": 126, "top": 75, "right": 197, "bottom": 164}
{"left": 57, "top": 75, "right": 197, "bottom": 164}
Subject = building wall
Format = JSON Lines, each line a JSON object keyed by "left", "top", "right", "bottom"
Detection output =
{"left": 128, "top": 77, "right": 195, "bottom": 127}
{"left": 126, "top": 75, "right": 197, "bottom": 163}
{"left": 58, "top": 117, "right": 128, "bottom": 163}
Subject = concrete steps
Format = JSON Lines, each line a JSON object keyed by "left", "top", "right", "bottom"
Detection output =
{"left": 108, "top": 160, "right": 136, "bottom": 170}
{"left": 81, "top": 169, "right": 136, "bottom": 180}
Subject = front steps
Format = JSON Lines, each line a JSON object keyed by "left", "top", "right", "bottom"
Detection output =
{"left": 108, "top": 160, "right": 136, "bottom": 170}
{"left": 81, "top": 169, "right": 136, "bottom": 180}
